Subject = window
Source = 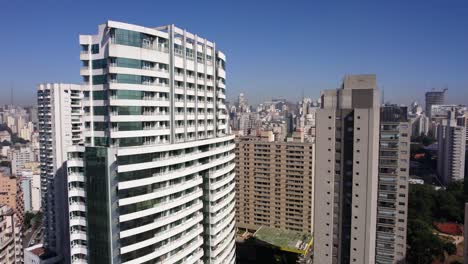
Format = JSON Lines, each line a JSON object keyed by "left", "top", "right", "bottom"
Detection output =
{"left": 91, "top": 44, "right": 99, "bottom": 54}
{"left": 93, "top": 75, "right": 107, "bottom": 85}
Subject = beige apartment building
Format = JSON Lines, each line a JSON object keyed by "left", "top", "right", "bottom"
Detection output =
{"left": 0, "top": 172, "right": 24, "bottom": 225}
{"left": 235, "top": 131, "right": 314, "bottom": 233}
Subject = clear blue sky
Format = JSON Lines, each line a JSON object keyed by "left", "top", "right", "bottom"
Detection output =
{"left": 0, "top": 0, "right": 467, "bottom": 106}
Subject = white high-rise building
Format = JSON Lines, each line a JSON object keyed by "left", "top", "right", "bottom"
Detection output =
{"left": 437, "top": 110, "right": 466, "bottom": 184}
{"left": 37, "top": 83, "right": 83, "bottom": 262}
{"left": 67, "top": 21, "right": 235, "bottom": 264}
{"left": 314, "top": 75, "right": 380, "bottom": 264}
{"left": 375, "top": 105, "right": 410, "bottom": 263}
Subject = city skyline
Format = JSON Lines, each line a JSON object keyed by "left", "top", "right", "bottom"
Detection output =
{"left": 1, "top": 0, "right": 468, "bottom": 105}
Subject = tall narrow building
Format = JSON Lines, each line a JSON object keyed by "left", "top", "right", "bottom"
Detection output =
{"left": 437, "top": 110, "right": 466, "bottom": 184}
{"left": 37, "top": 83, "right": 83, "bottom": 263}
{"left": 313, "top": 75, "right": 380, "bottom": 264}
{"left": 68, "top": 21, "right": 235, "bottom": 264}
{"left": 375, "top": 105, "right": 410, "bottom": 263}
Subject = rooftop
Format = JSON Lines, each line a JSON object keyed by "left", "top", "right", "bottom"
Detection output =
{"left": 253, "top": 227, "right": 313, "bottom": 254}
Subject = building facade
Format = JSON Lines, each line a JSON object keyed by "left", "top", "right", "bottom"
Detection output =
{"left": 0, "top": 172, "right": 24, "bottom": 224}
{"left": 437, "top": 110, "right": 466, "bottom": 184}
{"left": 425, "top": 89, "right": 447, "bottom": 119}
{"left": 235, "top": 131, "right": 314, "bottom": 233}
{"left": 313, "top": 75, "right": 380, "bottom": 264}
{"left": 0, "top": 205, "right": 23, "bottom": 263}
{"left": 67, "top": 21, "right": 235, "bottom": 264}
{"left": 38, "top": 83, "right": 83, "bottom": 262}
{"left": 375, "top": 105, "right": 410, "bottom": 263}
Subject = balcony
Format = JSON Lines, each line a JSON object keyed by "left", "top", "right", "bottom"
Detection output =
{"left": 118, "top": 177, "right": 202, "bottom": 206}
{"left": 119, "top": 189, "right": 203, "bottom": 222}
{"left": 120, "top": 202, "right": 203, "bottom": 238}
{"left": 121, "top": 224, "right": 203, "bottom": 264}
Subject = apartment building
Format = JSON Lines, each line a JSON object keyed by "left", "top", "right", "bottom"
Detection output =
{"left": 37, "top": 83, "right": 83, "bottom": 262}
{"left": 375, "top": 105, "right": 410, "bottom": 263}
{"left": 67, "top": 21, "right": 235, "bottom": 264}
{"left": 437, "top": 110, "right": 466, "bottom": 184}
{"left": 313, "top": 74, "right": 380, "bottom": 264}
{"left": 0, "top": 171, "right": 24, "bottom": 224}
{"left": 235, "top": 131, "right": 314, "bottom": 233}
{"left": 0, "top": 205, "right": 22, "bottom": 263}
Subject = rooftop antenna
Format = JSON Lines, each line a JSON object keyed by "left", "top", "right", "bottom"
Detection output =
{"left": 10, "top": 82, "right": 14, "bottom": 105}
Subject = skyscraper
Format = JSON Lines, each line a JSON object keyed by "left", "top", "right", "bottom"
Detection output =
{"left": 68, "top": 21, "right": 235, "bottom": 264}
{"left": 437, "top": 110, "right": 466, "bottom": 184}
{"left": 375, "top": 105, "right": 410, "bottom": 263}
{"left": 235, "top": 131, "right": 314, "bottom": 234}
{"left": 425, "top": 88, "right": 447, "bottom": 119}
{"left": 314, "top": 74, "right": 380, "bottom": 264}
{"left": 37, "top": 83, "right": 83, "bottom": 262}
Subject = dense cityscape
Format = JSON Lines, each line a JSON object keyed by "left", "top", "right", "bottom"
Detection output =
{"left": 0, "top": 2, "right": 467, "bottom": 264}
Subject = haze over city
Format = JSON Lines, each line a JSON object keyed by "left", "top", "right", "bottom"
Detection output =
{"left": 1, "top": 0, "right": 467, "bottom": 105}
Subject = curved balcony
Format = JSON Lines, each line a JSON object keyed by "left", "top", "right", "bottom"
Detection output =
{"left": 69, "top": 217, "right": 87, "bottom": 228}
{"left": 213, "top": 242, "right": 236, "bottom": 264}
{"left": 70, "top": 230, "right": 87, "bottom": 241}
{"left": 211, "top": 212, "right": 236, "bottom": 237}
{"left": 122, "top": 225, "right": 203, "bottom": 264}
{"left": 68, "top": 173, "right": 85, "bottom": 183}
{"left": 211, "top": 182, "right": 236, "bottom": 202}
{"left": 119, "top": 177, "right": 202, "bottom": 206}
{"left": 68, "top": 159, "right": 84, "bottom": 168}
{"left": 211, "top": 232, "right": 235, "bottom": 258}
{"left": 164, "top": 240, "right": 204, "bottom": 264}
{"left": 120, "top": 215, "right": 203, "bottom": 254}
{"left": 70, "top": 245, "right": 87, "bottom": 256}
{"left": 120, "top": 202, "right": 203, "bottom": 238}
{"left": 210, "top": 192, "right": 236, "bottom": 213}
{"left": 118, "top": 152, "right": 235, "bottom": 189}
{"left": 211, "top": 201, "right": 236, "bottom": 225}
{"left": 211, "top": 220, "right": 235, "bottom": 247}
{"left": 209, "top": 173, "right": 235, "bottom": 190}
{"left": 120, "top": 188, "right": 203, "bottom": 222}
{"left": 68, "top": 187, "right": 86, "bottom": 198}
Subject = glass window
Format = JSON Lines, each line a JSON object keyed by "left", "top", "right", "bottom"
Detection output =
{"left": 93, "top": 90, "right": 108, "bottom": 100}
{"left": 117, "top": 106, "right": 142, "bottom": 115}
{"left": 118, "top": 122, "right": 143, "bottom": 131}
{"left": 119, "top": 137, "right": 143, "bottom": 147}
{"left": 92, "top": 59, "right": 107, "bottom": 69}
{"left": 114, "top": 28, "right": 143, "bottom": 47}
{"left": 93, "top": 106, "right": 108, "bottom": 116}
{"left": 114, "top": 90, "right": 144, "bottom": 100}
{"left": 115, "top": 58, "right": 141, "bottom": 69}
{"left": 93, "top": 122, "right": 108, "bottom": 131}
{"left": 94, "top": 137, "right": 109, "bottom": 146}
{"left": 116, "top": 74, "right": 142, "bottom": 84}
{"left": 93, "top": 75, "right": 107, "bottom": 85}
{"left": 91, "top": 44, "right": 99, "bottom": 54}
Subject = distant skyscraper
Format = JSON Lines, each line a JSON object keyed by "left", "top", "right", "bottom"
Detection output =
{"left": 375, "top": 105, "right": 410, "bottom": 263}
{"left": 37, "top": 83, "right": 83, "bottom": 263}
{"left": 314, "top": 74, "right": 380, "bottom": 264}
{"left": 235, "top": 131, "right": 314, "bottom": 233}
{"left": 67, "top": 21, "right": 235, "bottom": 264}
{"left": 437, "top": 110, "right": 466, "bottom": 184}
{"left": 425, "top": 88, "right": 447, "bottom": 118}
